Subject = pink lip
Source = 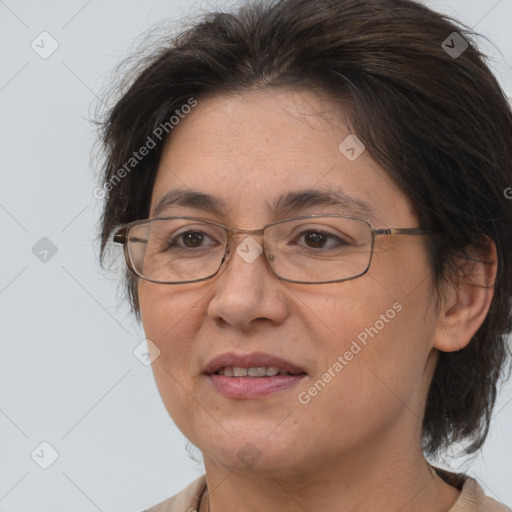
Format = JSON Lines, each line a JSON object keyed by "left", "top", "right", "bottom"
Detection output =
{"left": 203, "top": 351, "right": 307, "bottom": 399}
{"left": 203, "top": 351, "right": 307, "bottom": 375}
{"left": 208, "top": 374, "right": 306, "bottom": 398}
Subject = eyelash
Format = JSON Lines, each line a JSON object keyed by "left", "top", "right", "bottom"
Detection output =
{"left": 167, "top": 228, "right": 349, "bottom": 250}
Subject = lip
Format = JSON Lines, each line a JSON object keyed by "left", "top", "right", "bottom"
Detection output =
{"left": 203, "top": 351, "right": 307, "bottom": 375}
{"left": 208, "top": 374, "right": 306, "bottom": 398}
{"left": 203, "top": 351, "right": 307, "bottom": 399}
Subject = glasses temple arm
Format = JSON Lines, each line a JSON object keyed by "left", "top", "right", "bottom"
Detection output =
{"left": 373, "top": 227, "right": 434, "bottom": 236}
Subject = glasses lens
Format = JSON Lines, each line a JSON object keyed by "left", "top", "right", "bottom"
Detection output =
{"left": 125, "top": 216, "right": 372, "bottom": 284}
{"left": 266, "top": 216, "right": 372, "bottom": 283}
{"left": 126, "top": 218, "right": 227, "bottom": 283}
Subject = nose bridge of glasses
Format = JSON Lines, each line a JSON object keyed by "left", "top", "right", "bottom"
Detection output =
{"left": 221, "top": 226, "right": 278, "bottom": 274}
{"left": 226, "top": 225, "right": 265, "bottom": 236}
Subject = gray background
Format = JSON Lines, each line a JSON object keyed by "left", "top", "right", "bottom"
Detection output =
{"left": 1, "top": 1, "right": 511, "bottom": 511}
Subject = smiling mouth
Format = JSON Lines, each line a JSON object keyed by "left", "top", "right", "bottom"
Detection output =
{"left": 215, "top": 366, "right": 306, "bottom": 377}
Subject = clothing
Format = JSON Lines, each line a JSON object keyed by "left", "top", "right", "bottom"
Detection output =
{"left": 144, "top": 469, "right": 510, "bottom": 511}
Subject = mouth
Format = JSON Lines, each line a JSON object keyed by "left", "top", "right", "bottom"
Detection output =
{"left": 204, "top": 351, "right": 307, "bottom": 377}
{"left": 204, "top": 352, "right": 307, "bottom": 398}
{"left": 214, "top": 366, "right": 305, "bottom": 377}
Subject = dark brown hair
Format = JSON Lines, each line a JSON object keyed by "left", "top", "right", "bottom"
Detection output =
{"left": 96, "top": 0, "right": 512, "bottom": 457}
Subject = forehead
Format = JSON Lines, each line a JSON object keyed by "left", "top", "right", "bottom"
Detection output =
{"left": 150, "top": 88, "right": 417, "bottom": 227}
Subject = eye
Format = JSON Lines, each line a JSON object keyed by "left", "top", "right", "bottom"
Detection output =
{"left": 168, "top": 230, "right": 217, "bottom": 249}
{"left": 294, "top": 229, "right": 349, "bottom": 249}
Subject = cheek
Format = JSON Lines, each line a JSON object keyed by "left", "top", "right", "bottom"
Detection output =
{"left": 296, "top": 299, "right": 432, "bottom": 443}
{"left": 296, "top": 256, "right": 436, "bottom": 425}
{"left": 138, "top": 282, "right": 205, "bottom": 371}
{"left": 139, "top": 282, "right": 207, "bottom": 428}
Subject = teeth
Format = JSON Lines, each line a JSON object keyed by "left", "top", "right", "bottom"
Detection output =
{"left": 233, "top": 367, "right": 248, "bottom": 377}
{"left": 217, "top": 366, "right": 287, "bottom": 377}
{"left": 248, "top": 367, "right": 266, "bottom": 377}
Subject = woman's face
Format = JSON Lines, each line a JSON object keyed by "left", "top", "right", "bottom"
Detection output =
{"left": 139, "top": 88, "right": 442, "bottom": 476}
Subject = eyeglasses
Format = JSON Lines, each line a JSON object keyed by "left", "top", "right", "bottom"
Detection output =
{"left": 113, "top": 215, "right": 432, "bottom": 285}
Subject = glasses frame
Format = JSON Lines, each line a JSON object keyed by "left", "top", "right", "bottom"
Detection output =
{"left": 113, "top": 214, "right": 433, "bottom": 285}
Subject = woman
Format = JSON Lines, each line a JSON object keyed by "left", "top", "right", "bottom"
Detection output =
{"left": 96, "top": 0, "right": 512, "bottom": 510}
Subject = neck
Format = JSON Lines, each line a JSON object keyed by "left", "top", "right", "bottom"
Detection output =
{"left": 201, "top": 435, "right": 460, "bottom": 512}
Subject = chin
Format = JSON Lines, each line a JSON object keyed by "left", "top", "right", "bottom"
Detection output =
{"left": 199, "top": 431, "right": 308, "bottom": 473}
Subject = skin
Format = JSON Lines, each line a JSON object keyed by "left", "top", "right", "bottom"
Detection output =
{"left": 138, "top": 88, "right": 496, "bottom": 512}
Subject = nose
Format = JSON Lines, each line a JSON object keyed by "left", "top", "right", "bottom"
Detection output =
{"left": 207, "top": 235, "right": 289, "bottom": 330}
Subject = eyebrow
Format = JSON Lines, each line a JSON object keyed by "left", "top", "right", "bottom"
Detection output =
{"left": 151, "top": 187, "right": 378, "bottom": 221}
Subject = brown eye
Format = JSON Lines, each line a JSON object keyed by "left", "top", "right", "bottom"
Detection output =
{"left": 292, "top": 229, "right": 349, "bottom": 250}
{"left": 304, "top": 231, "right": 328, "bottom": 248}
{"left": 180, "top": 231, "right": 206, "bottom": 248}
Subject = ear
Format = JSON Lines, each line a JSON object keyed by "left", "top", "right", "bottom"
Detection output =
{"left": 433, "top": 237, "right": 497, "bottom": 353}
